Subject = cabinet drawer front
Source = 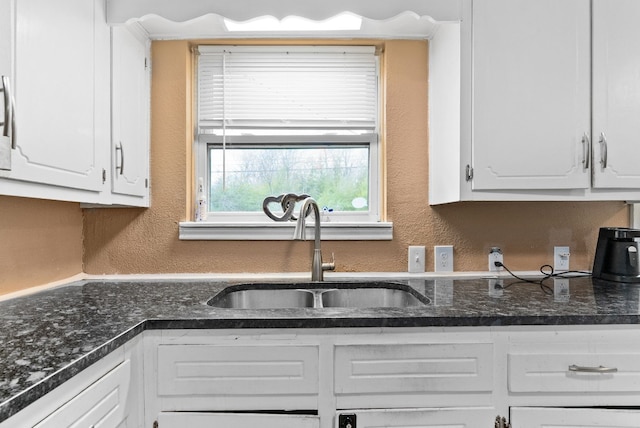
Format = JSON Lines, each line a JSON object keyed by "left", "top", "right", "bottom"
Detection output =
{"left": 511, "top": 407, "right": 640, "bottom": 427}
{"left": 159, "top": 412, "right": 320, "bottom": 428}
{"left": 157, "top": 344, "right": 319, "bottom": 396}
{"left": 334, "top": 343, "right": 493, "bottom": 395}
{"left": 509, "top": 352, "right": 640, "bottom": 393}
{"left": 34, "top": 360, "right": 131, "bottom": 428}
{"left": 340, "top": 407, "right": 497, "bottom": 428}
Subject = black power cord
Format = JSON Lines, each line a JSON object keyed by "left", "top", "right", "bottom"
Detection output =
{"left": 494, "top": 261, "right": 591, "bottom": 295}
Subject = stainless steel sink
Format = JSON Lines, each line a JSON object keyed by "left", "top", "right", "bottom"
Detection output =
{"left": 209, "top": 288, "right": 315, "bottom": 309}
{"left": 207, "top": 282, "right": 430, "bottom": 309}
{"left": 320, "top": 287, "right": 424, "bottom": 308}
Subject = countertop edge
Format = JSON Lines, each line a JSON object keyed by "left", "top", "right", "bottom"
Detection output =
{"left": 0, "top": 321, "right": 146, "bottom": 423}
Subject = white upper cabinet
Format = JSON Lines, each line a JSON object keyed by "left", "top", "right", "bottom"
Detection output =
{"left": 591, "top": 0, "right": 640, "bottom": 189}
{"left": 110, "top": 24, "right": 150, "bottom": 206}
{"left": 0, "top": 0, "right": 14, "bottom": 171}
{"left": 472, "top": 0, "right": 591, "bottom": 191}
{"left": 11, "top": 0, "right": 110, "bottom": 193}
{"left": 0, "top": 0, "right": 11, "bottom": 81}
{"left": 429, "top": 0, "right": 640, "bottom": 204}
{"left": 0, "top": 0, "right": 150, "bottom": 206}
{"left": 0, "top": 0, "right": 111, "bottom": 203}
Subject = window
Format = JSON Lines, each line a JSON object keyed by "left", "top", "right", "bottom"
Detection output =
{"left": 183, "top": 45, "right": 391, "bottom": 240}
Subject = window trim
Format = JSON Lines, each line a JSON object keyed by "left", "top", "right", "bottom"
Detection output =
{"left": 187, "top": 43, "right": 389, "bottom": 240}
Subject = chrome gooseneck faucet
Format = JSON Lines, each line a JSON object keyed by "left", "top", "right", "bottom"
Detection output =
{"left": 293, "top": 197, "right": 335, "bottom": 281}
{"left": 263, "top": 194, "right": 335, "bottom": 281}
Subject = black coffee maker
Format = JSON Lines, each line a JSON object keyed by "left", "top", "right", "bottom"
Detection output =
{"left": 592, "top": 227, "right": 640, "bottom": 283}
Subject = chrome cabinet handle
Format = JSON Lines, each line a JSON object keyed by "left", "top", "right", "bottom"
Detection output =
{"left": 599, "top": 132, "right": 608, "bottom": 169}
{"left": 116, "top": 142, "right": 124, "bottom": 175}
{"left": 1, "top": 75, "right": 14, "bottom": 147}
{"left": 1, "top": 76, "right": 8, "bottom": 137}
{"left": 569, "top": 364, "right": 618, "bottom": 373}
{"left": 582, "top": 133, "right": 590, "bottom": 169}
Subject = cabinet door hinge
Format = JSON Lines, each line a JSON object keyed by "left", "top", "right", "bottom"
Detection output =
{"left": 102, "top": 168, "right": 106, "bottom": 184}
{"left": 465, "top": 164, "right": 474, "bottom": 182}
{"left": 494, "top": 415, "right": 511, "bottom": 428}
{"left": 145, "top": 57, "right": 149, "bottom": 70}
{"left": 145, "top": 178, "right": 149, "bottom": 188}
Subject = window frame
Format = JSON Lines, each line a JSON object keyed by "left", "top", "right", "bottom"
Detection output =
{"left": 195, "top": 133, "right": 380, "bottom": 224}
{"left": 180, "top": 43, "right": 392, "bottom": 241}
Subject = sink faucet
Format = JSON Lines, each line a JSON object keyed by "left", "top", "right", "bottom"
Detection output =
{"left": 263, "top": 194, "right": 336, "bottom": 281}
{"left": 293, "top": 197, "right": 335, "bottom": 281}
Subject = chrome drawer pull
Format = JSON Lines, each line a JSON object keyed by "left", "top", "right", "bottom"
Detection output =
{"left": 569, "top": 364, "right": 618, "bottom": 373}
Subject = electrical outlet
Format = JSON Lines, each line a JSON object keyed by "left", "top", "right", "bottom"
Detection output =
{"left": 408, "top": 246, "right": 426, "bottom": 273}
{"left": 488, "top": 247, "right": 504, "bottom": 271}
{"left": 434, "top": 245, "right": 454, "bottom": 272}
{"left": 554, "top": 246, "right": 570, "bottom": 271}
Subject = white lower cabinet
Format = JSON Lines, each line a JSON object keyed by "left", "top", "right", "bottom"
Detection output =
{"left": 6, "top": 325, "right": 640, "bottom": 428}
{"left": 336, "top": 408, "right": 497, "bottom": 428}
{"left": 507, "top": 327, "right": 640, "bottom": 428}
{"left": 510, "top": 407, "right": 640, "bottom": 428}
{"left": 158, "top": 412, "right": 320, "bottom": 428}
{"left": 144, "top": 329, "right": 498, "bottom": 428}
{"left": 34, "top": 360, "right": 131, "bottom": 428}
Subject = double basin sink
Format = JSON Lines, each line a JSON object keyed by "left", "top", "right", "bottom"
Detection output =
{"left": 207, "top": 281, "right": 430, "bottom": 309}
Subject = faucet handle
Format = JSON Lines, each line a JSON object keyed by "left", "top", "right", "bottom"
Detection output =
{"left": 323, "top": 252, "right": 336, "bottom": 272}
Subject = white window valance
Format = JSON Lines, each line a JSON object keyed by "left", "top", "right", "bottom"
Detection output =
{"left": 107, "top": 0, "right": 462, "bottom": 23}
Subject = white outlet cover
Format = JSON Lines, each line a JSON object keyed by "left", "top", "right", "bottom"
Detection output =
{"left": 554, "top": 246, "right": 570, "bottom": 271}
{"left": 488, "top": 249, "right": 504, "bottom": 271}
{"left": 434, "top": 245, "right": 454, "bottom": 272}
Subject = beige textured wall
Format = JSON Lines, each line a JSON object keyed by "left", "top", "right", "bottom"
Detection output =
{"left": 82, "top": 39, "right": 629, "bottom": 275}
{"left": 0, "top": 196, "right": 83, "bottom": 295}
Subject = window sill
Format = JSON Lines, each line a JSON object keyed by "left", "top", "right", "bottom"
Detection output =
{"left": 178, "top": 221, "right": 393, "bottom": 241}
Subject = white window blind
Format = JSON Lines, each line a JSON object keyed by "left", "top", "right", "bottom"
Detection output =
{"left": 197, "top": 45, "right": 378, "bottom": 132}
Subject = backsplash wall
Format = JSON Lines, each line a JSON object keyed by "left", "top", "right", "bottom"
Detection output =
{"left": 0, "top": 196, "right": 83, "bottom": 295}
{"left": 82, "top": 39, "right": 629, "bottom": 275}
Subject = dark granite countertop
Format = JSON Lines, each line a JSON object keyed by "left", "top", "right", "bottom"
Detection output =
{"left": 1, "top": 275, "right": 640, "bottom": 422}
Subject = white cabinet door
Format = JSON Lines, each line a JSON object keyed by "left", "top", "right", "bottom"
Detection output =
{"left": 111, "top": 25, "right": 149, "bottom": 201}
{"left": 0, "top": 0, "right": 13, "bottom": 171}
{"left": 159, "top": 412, "right": 320, "bottom": 428}
{"left": 471, "top": 0, "right": 591, "bottom": 190}
{"left": 0, "top": 0, "right": 10, "bottom": 79}
{"left": 10, "top": 0, "right": 109, "bottom": 192}
{"left": 34, "top": 360, "right": 131, "bottom": 428}
{"left": 511, "top": 407, "right": 640, "bottom": 427}
{"left": 337, "top": 408, "right": 497, "bottom": 428}
{"left": 592, "top": 0, "right": 640, "bottom": 189}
